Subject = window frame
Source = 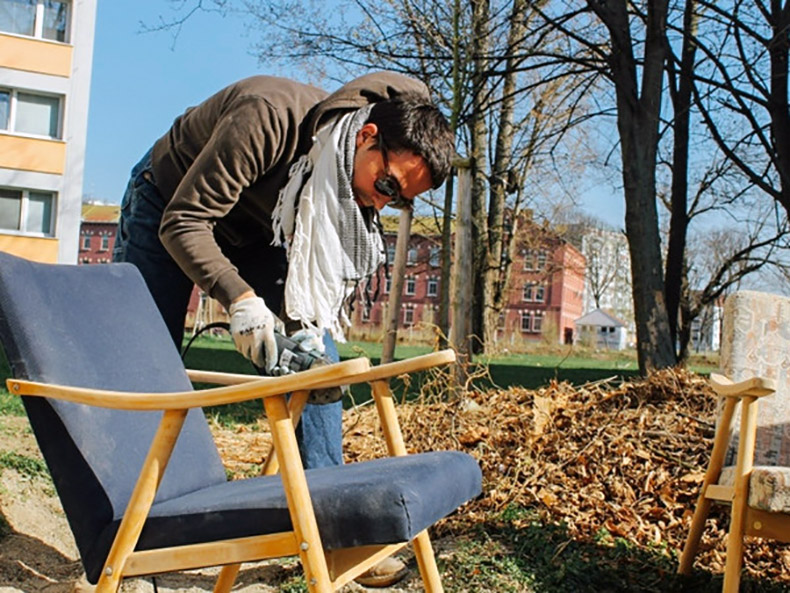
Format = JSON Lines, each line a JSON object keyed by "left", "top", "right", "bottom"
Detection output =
{"left": 427, "top": 276, "right": 438, "bottom": 297}
{"left": 520, "top": 311, "right": 531, "bottom": 332}
{"left": 0, "top": 86, "right": 64, "bottom": 139}
{"left": 405, "top": 275, "right": 416, "bottom": 296}
{"left": 0, "top": 0, "right": 71, "bottom": 43}
{"left": 0, "top": 186, "right": 56, "bottom": 236}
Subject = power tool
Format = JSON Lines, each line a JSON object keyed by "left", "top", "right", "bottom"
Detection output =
{"left": 182, "top": 323, "right": 343, "bottom": 404}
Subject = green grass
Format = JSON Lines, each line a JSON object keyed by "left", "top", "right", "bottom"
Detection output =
{"left": 0, "top": 451, "right": 48, "bottom": 479}
{"left": 445, "top": 507, "right": 790, "bottom": 593}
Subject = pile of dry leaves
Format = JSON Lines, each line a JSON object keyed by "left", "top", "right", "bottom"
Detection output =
{"left": 215, "top": 367, "right": 790, "bottom": 584}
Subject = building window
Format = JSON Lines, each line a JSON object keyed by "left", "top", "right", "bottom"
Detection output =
{"left": 532, "top": 314, "right": 543, "bottom": 333}
{"left": 536, "top": 250, "right": 548, "bottom": 270}
{"left": 534, "top": 285, "right": 545, "bottom": 303}
{"left": 81, "top": 235, "right": 90, "bottom": 250}
{"left": 0, "top": 187, "right": 54, "bottom": 235}
{"left": 403, "top": 307, "right": 414, "bottom": 326}
{"left": 0, "top": 0, "right": 70, "bottom": 42}
{"left": 429, "top": 246, "right": 440, "bottom": 266}
{"left": 361, "top": 307, "right": 370, "bottom": 322}
{"left": 407, "top": 247, "right": 418, "bottom": 265}
{"left": 0, "top": 88, "right": 62, "bottom": 139}
{"left": 100, "top": 235, "right": 109, "bottom": 251}
{"left": 386, "top": 243, "right": 396, "bottom": 263}
{"left": 523, "top": 250, "right": 535, "bottom": 271}
{"left": 427, "top": 276, "right": 438, "bottom": 297}
{"left": 0, "top": 91, "right": 8, "bottom": 131}
{"left": 520, "top": 311, "right": 531, "bottom": 332}
{"left": 405, "top": 276, "right": 416, "bottom": 296}
{"left": 498, "top": 311, "right": 506, "bottom": 329}
{"left": 384, "top": 276, "right": 391, "bottom": 294}
{"left": 522, "top": 284, "right": 533, "bottom": 302}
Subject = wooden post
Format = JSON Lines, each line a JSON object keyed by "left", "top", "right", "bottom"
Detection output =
{"left": 381, "top": 209, "right": 413, "bottom": 364}
{"left": 450, "top": 165, "right": 473, "bottom": 388}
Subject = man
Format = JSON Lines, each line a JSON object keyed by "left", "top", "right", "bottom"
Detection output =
{"left": 113, "top": 71, "right": 455, "bottom": 587}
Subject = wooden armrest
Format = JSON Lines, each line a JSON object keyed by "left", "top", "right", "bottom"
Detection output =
{"left": 188, "top": 349, "right": 457, "bottom": 388}
{"left": 6, "top": 357, "right": 370, "bottom": 411}
{"left": 354, "top": 349, "right": 456, "bottom": 384}
{"left": 709, "top": 373, "right": 776, "bottom": 398}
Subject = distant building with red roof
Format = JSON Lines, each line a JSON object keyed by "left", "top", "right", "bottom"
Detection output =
{"left": 78, "top": 203, "right": 120, "bottom": 264}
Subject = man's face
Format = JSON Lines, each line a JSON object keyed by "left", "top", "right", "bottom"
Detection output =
{"left": 352, "top": 123, "right": 433, "bottom": 211}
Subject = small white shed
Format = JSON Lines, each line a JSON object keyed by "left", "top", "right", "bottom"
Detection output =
{"left": 575, "top": 308, "right": 628, "bottom": 350}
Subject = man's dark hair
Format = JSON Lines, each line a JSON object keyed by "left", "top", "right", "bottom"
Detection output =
{"left": 367, "top": 91, "right": 455, "bottom": 189}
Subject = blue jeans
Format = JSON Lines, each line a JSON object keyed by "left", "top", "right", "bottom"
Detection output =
{"left": 113, "top": 150, "right": 343, "bottom": 469}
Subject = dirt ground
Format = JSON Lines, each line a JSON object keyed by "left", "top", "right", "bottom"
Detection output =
{"left": 0, "top": 415, "right": 434, "bottom": 593}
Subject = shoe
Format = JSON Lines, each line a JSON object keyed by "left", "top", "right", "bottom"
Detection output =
{"left": 354, "top": 556, "right": 409, "bottom": 588}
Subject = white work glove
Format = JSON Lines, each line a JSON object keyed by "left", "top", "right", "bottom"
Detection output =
{"left": 290, "top": 327, "right": 327, "bottom": 356}
{"left": 229, "top": 296, "right": 281, "bottom": 372}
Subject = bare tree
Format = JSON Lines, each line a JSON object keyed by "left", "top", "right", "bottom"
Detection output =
{"left": 690, "top": 1, "right": 790, "bottom": 217}
{"left": 529, "top": 1, "right": 676, "bottom": 372}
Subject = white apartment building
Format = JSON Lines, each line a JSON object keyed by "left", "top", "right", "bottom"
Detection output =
{"left": 0, "top": 0, "right": 96, "bottom": 263}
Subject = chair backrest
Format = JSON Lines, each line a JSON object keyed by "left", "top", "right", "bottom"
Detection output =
{"left": 0, "top": 252, "right": 226, "bottom": 573}
{"left": 719, "top": 290, "right": 790, "bottom": 467}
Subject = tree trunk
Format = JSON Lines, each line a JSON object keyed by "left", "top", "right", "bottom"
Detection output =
{"left": 469, "top": 0, "right": 491, "bottom": 355}
{"left": 591, "top": 0, "right": 676, "bottom": 373}
{"left": 664, "top": 0, "right": 698, "bottom": 352}
{"left": 381, "top": 209, "right": 412, "bottom": 363}
{"left": 437, "top": 0, "right": 463, "bottom": 350}
{"left": 483, "top": 0, "right": 527, "bottom": 351}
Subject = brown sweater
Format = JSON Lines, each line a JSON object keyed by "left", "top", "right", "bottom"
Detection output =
{"left": 152, "top": 72, "right": 429, "bottom": 308}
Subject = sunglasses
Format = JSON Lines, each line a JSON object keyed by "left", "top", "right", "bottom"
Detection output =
{"left": 375, "top": 136, "right": 413, "bottom": 210}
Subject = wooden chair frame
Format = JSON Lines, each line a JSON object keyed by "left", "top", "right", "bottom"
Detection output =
{"left": 7, "top": 349, "right": 457, "bottom": 593}
{"left": 678, "top": 373, "right": 787, "bottom": 593}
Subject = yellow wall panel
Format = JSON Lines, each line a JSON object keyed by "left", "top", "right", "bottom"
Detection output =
{"left": 0, "top": 134, "right": 65, "bottom": 174}
{"left": 0, "top": 236, "right": 59, "bottom": 263}
{"left": 0, "top": 33, "right": 72, "bottom": 77}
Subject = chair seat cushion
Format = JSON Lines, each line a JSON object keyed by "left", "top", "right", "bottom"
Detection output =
{"left": 88, "top": 451, "right": 481, "bottom": 582}
{"left": 720, "top": 465, "right": 790, "bottom": 513}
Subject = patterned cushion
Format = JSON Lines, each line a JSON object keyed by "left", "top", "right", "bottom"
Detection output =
{"left": 719, "top": 291, "right": 790, "bottom": 467}
{"left": 717, "top": 291, "right": 790, "bottom": 513}
{"left": 719, "top": 466, "right": 790, "bottom": 513}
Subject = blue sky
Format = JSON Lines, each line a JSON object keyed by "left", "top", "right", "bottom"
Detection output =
{"left": 83, "top": 1, "right": 284, "bottom": 202}
{"left": 83, "top": 2, "right": 624, "bottom": 228}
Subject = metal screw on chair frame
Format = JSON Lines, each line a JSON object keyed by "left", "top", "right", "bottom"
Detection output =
{"left": 105, "top": 566, "right": 113, "bottom": 575}
{"left": 300, "top": 541, "right": 309, "bottom": 551}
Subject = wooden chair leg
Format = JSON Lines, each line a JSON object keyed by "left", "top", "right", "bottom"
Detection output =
{"left": 722, "top": 397, "right": 759, "bottom": 593}
{"left": 413, "top": 530, "right": 443, "bottom": 593}
{"left": 213, "top": 564, "right": 241, "bottom": 593}
{"left": 679, "top": 398, "right": 739, "bottom": 576}
{"left": 371, "top": 379, "right": 443, "bottom": 591}
{"left": 263, "top": 393, "right": 332, "bottom": 593}
{"left": 260, "top": 389, "right": 310, "bottom": 476}
{"left": 679, "top": 497, "right": 713, "bottom": 574}
{"left": 96, "top": 410, "right": 188, "bottom": 593}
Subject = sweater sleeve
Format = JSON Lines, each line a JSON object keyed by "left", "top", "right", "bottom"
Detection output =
{"left": 158, "top": 97, "right": 286, "bottom": 309}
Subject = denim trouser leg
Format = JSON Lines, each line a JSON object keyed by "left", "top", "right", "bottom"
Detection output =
{"left": 294, "top": 334, "right": 343, "bottom": 468}
{"left": 113, "top": 150, "right": 194, "bottom": 346}
{"left": 114, "top": 149, "right": 343, "bottom": 469}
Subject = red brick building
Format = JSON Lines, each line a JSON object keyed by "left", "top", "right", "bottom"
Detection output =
{"left": 77, "top": 207, "right": 585, "bottom": 346}
{"left": 78, "top": 203, "right": 119, "bottom": 264}
{"left": 77, "top": 203, "right": 225, "bottom": 334}
{"left": 347, "top": 215, "right": 586, "bottom": 348}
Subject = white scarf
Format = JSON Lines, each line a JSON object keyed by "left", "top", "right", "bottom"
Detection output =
{"left": 272, "top": 106, "right": 385, "bottom": 340}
